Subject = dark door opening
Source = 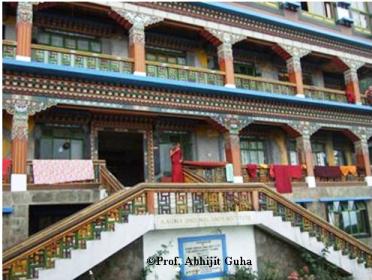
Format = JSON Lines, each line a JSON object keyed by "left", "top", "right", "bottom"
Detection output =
{"left": 29, "top": 204, "right": 89, "bottom": 235}
{"left": 98, "top": 131, "right": 144, "bottom": 186}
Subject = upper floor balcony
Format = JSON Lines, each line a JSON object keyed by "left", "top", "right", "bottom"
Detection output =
{"left": 2, "top": 2, "right": 372, "bottom": 107}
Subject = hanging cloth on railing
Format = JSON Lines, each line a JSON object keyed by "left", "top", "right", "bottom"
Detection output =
{"left": 32, "top": 160, "right": 94, "bottom": 184}
{"left": 271, "top": 165, "right": 292, "bottom": 194}
{"left": 314, "top": 166, "right": 342, "bottom": 179}
{"left": 2, "top": 159, "right": 11, "bottom": 180}
{"left": 245, "top": 164, "right": 258, "bottom": 179}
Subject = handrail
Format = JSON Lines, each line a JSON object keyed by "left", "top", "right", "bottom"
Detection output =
{"left": 146, "top": 60, "right": 225, "bottom": 75}
{"left": 183, "top": 167, "right": 208, "bottom": 183}
{"left": 235, "top": 73, "right": 296, "bottom": 87}
{"left": 3, "top": 183, "right": 372, "bottom": 279}
{"left": 3, "top": 40, "right": 17, "bottom": 46}
{"left": 303, "top": 85, "right": 346, "bottom": 95}
{"left": 31, "top": 44, "right": 134, "bottom": 63}
{"left": 99, "top": 165, "right": 126, "bottom": 193}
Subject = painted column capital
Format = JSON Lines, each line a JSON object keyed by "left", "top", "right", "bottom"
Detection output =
{"left": 339, "top": 57, "right": 365, "bottom": 72}
{"left": 291, "top": 121, "right": 321, "bottom": 138}
{"left": 278, "top": 44, "right": 311, "bottom": 60}
{"left": 4, "top": 96, "right": 57, "bottom": 140}
{"left": 111, "top": 8, "right": 163, "bottom": 45}
{"left": 17, "top": 2, "right": 33, "bottom": 24}
{"left": 211, "top": 114, "right": 253, "bottom": 135}
{"left": 206, "top": 29, "right": 246, "bottom": 60}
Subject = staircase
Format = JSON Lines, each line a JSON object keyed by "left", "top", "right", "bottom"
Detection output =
{"left": 3, "top": 183, "right": 372, "bottom": 280}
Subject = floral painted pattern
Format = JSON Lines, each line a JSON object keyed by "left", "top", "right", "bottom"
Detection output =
{"left": 32, "top": 160, "right": 94, "bottom": 184}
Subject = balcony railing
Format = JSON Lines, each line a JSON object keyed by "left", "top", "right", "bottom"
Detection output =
{"left": 2, "top": 40, "right": 16, "bottom": 59}
{"left": 146, "top": 60, "right": 225, "bottom": 86}
{"left": 183, "top": 161, "right": 227, "bottom": 183}
{"left": 235, "top": 74, "right": 297, "bottom": 95}
{"left": 31, "top": 44, "right": 133, "bottom": 74}
{"left": 303, "top": 85, "right": 347, "bottom": 103}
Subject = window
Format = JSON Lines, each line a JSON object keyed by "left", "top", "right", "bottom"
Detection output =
{"left": 301, "top": 2, "right": 309, "bottom": 12}
{"left": 240, "top": 137, "right": 267, "bottom": 164}
{"left": 312, "top": 142, "right": 327, "bottom": 166}
{"left": 37, "top": 126, "right": 85, "bottom": 160}
{"left": 323, "top": 72, "right": 345, "bottom": 90}
{"left": 146, "top": 48, "right": 187, "bottom": 66}
{"left": 351, "top": 2, "right": 370, "bottom": 30}
{"left": 234, "top": 61, "right": 257, "bottom": 76}
{"left": 288, "top": 140, "right": 299, "bottom": 165}
{"left": 158, "top": 131, "right": 193, "bottom": 177}
{"left": 327, "top": 201, "right": 370, "bottom": 238}
{"left": 36, "top": 31, "right": 102, "bottom": 53}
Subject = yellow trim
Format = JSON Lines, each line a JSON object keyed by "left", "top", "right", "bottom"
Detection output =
{"left": 303, "top": 85, "right": 345, "bottom": 95}
{"left": 302, "top": 11, "right": 336, "bottom": 25}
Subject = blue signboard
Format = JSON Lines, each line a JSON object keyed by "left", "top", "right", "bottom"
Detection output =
{"left": 178, "top": 234, "right": 227, "bottom": 280}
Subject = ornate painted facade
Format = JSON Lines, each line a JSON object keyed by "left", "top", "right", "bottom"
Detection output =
{"left": 2, "top": 2, "right": 372, "bottom": 279}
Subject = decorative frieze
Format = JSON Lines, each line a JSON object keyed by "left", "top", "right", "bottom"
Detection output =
{"left": 340, "top": 58, "right": 365, "bottom": 73}
{"left": 17, "top": 2, "right": 33, "bottom": 24}
{"left": 3, "top": 72, "right": 372, "bottom": 127}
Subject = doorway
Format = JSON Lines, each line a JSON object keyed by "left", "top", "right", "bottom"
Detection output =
{"left": 98, "top": 131, "right": 145, "bottom": 186}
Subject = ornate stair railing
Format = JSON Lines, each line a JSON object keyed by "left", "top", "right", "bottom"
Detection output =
{"left": 183, "top": 167, "right": 208, "bottom": 183}
{"left": 3, "top": 183, "right": 372, "bottom": 279}
{"left": 99, "top": 165, "right": 126, "bottom": 194}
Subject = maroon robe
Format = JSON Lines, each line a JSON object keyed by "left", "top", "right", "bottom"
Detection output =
{"left": 171, "top": 148, "right": 184, "bottom": 183}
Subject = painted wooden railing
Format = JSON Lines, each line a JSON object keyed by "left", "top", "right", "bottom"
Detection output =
{"left": 235, "top": 74, "right": 297, "bottom": 95}
{"left": 99, "top": 165, "right": 126, "bottom": 194}
{"left": 3, "top": 183, "right": 371, "bottom": 279}
{"left": 3, "top": 40, "right": 16, "bottom": 59}
{"left": 303, "top": 85, "right": 347, "bottom": 103}
{"left": 146, "top": 61, "right": 225, "bottom": 86}
{"left": 30, "top": 44, "right": 133, "bottom": 74}
{"left": 183, "top": 161, "right": 227, "bottom": 183}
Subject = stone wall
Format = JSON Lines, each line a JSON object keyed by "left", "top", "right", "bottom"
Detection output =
{"left": 2, "top": 189, "right": 100, "bottom": 249}
{"left": 76, "top": 237, "right": 144, "bottom": 280}
{"left": 254, "top": 227, "right": 307, "bottom": 277}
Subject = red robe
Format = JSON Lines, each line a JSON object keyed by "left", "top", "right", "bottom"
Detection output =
{"left": 171, "top": 148, "right": 184, "bottom": 183}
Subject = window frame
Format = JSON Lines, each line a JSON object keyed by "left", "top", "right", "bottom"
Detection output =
{"left": 327, "top": 200, "right": 371, "bottom": 238}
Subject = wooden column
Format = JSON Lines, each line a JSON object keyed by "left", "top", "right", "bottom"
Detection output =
{"left": 129, "top": 24, "right": 146, "bottom": 76}
{"left": 10, "top": 106, "right": 29, "bottom": 191}
{"left": 16, "top": 2, "right": 33, "bottom": 61}
{"left": 287, "top": 56, "right": 305, "bottom": 96}
{"left": 296, "top": 135, "right": 316, "bottom": 188}
{"left": 344, "top": 69, "right": 361, "bottom": 104}
{"left": 354, "top": 139, "right": 372, "bottom": 186}
{"left": 224, "top": 131, "right": 243, "bottom": 182}
{"left": 217, "top": 42, "right": 236, "bottom": 87}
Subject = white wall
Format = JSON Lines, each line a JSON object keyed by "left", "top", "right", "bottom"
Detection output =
{"left": 143, "top": 226, "right": 257, "bottom": 280}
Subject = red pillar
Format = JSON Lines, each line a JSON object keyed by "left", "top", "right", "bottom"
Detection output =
{"left": 218, "top": 43, "right": 235, "bottom": 87}
{"left": 355, "top": 140, "right": 372, "bottom": 178}
{"left": 224, "top": 132, "right": 242, "bottom": 182}
{"left": 296, "top": 135, "right": 316, "bottom": 188}
{"left": 287, "top": 57, "right": 304, "bottom": 96}
{"left": 16, "top": 2, "right": 33, "bottom": 60}
{"left": 129, "top": 26, "right": 146, "bottom": 75}
{"left": 344, "top": 69, "right": 361, "bottom": 104}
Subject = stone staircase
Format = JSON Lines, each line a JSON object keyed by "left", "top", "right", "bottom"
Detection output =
{"left": 3, "top": 183, "right": 372, "bottom": 280}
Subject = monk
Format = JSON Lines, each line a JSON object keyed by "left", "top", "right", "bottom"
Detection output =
{"left": 170, "top": 142, "right": 184, "bottom": 183}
